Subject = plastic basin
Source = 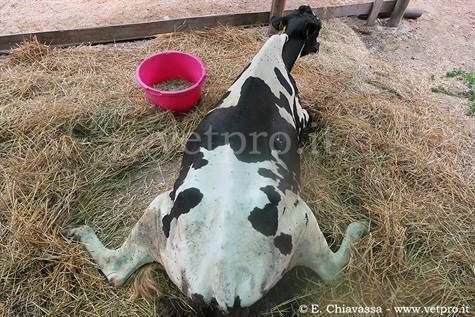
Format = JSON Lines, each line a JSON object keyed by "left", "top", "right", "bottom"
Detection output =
{"left": 135, "top": 51, "right": 206, "bottom": 112}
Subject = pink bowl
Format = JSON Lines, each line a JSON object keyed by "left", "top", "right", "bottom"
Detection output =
{"left": 135, "top": 51, "right": 206, "bottom": 112}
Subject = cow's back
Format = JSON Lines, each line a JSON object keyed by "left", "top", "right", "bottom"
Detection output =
{"left": 158, "top": 34, "right": 308, "bottom": 311}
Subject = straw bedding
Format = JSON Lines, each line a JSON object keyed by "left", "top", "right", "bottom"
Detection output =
{"left": 1, "top": 20, "right": 474, "bottom": 316}
{"left": 152, "top": 80, "right": 193, "bottom": 92}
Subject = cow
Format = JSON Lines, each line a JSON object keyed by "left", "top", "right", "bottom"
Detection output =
{"left": 64, "top": 5, "right": 368, "bottom": 316}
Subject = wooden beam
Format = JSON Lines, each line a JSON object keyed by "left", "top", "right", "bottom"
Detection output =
{"left": 0, "top": 1, "right": 397, "bottom": 52}
{"left": 313, "top": 0, "right": 395, "bottom": 19}
{"left": 269, "top": 0, "right": 287, "bottom": 36}
{"left": 387, "top": 0, "right": 410, "bottom": 27}
{"left": 358, "top": 8, "right": 423, "bottom": 20}
{"left": 366, "top": 0, "right": 384, "bottom": 26}
{"left": 0, "top": 12, "right": 270, "bottom": 52}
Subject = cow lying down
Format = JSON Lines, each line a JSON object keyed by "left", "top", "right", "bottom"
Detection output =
{"left": 65, "top": 5, "right": 368, "bottom": 315}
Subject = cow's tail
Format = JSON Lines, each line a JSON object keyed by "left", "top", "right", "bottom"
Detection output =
{"left": 129, "top": 263, "right": 161, "bottom": 301}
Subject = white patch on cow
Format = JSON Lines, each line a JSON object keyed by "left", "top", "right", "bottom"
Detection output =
{"left": 159, "top": 144, "right": 306, "bottom": 310}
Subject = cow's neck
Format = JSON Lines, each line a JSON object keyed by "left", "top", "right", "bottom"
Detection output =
{"left": 282, "top": 37, "right": 305, "bottom": 72}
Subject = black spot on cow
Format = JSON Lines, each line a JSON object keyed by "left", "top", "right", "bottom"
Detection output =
{"left": 274, "top": 233, "right": 293, "bottom": 255}
{"left": 274, "top": 67, "right": 292, "bottom": 95}
{"left": 261, "top": 185, "right": 280, "bottom": 204}
{"left": 272, "top": 134, "right": 289, "bottom": 152}
{"left": 274, "top": 90, "right": 293, "bottom": 116}
{"left": 185, "top": 77, "right": 299, "bottom": 164}
{"left": 276, "top": 163, "right": 300, "bottom": 193}
{"left": 194, "top": 158, "right": 208, "bottom": 169}
{"left": 192, "top": 152, "right": 208, "bottom": 169}
{"left": 248, "top": 186, "right": 281, "bottom": 236}
{"left": 171, "top": 75, "right": 303, "bottom": 200}
{"left": 163, "top": 187, "right": 203, "bottom": 238}
{"left": 258, "top": 166, "right": 299, "bottom": 195}
{"left": 293, "top": 199, "right": 299, "bottom": 207}
{"left": 305, "top": 213, "right": 309, "bottom": 226}
{"left": 258, "top": 168, "right": 279, "bottom": 182}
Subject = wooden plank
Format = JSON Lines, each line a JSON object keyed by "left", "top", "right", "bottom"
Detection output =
{"left": 0, "top": 12, "right": 270, "bottom": 51}
{"left": 388, "top": 0, "right": 410, "bottom": 27}
{"left": 366, "top": 0, "right": 384, "bottom": 26}
{"left": 312, "top": 0, "right": 395, "bottom": 19}
{"left": 0, "top": 1, "right": 397, "bottom": 52}
{"left": 269, "top": 0, "right": 287, "bottom": 35}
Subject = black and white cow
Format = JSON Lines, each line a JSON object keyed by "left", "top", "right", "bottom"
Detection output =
{"left": 65, "top": 5, "right": 368, "bottom": 315}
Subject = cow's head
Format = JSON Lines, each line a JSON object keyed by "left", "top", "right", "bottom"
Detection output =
{"left": 271, "top": 5, "right": 321, "bottom": 70}
{"left": 272, "top": 5, "right": 322, "bottom": 55}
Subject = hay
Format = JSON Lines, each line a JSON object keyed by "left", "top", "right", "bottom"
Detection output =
{"left": 151, "top": 80, "right": 193, "bottom": 92}
{"left": 1, "top": 21, "right": 474, "bottom": 316}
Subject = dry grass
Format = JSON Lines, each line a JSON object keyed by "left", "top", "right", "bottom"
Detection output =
{"left": 1, "top": 20, "right": 474, "bottom": 316}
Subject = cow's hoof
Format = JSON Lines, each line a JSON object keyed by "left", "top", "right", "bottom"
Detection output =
{"left": 106, "top": 273, "right": 126, "bottom": 288}
{"left": 62, "top": 225, "right": 93, "bottom": 242}
{"left": 346, "top": 221, "right": 369, "bottom": 242}
{"left": 62, "top": 228, "right": 81, "bottom": 242}
{"left": 107, "top": 275, "right": 118, "bottom": 287}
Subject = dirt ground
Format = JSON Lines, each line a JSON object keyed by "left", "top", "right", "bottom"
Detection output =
{"left": 0, "top": 0, "right": 361, "bottom": 34}
{"left": 347, "top": 0, "right": 475, "bottom": 118}
{"left": 1, "top": 0, "right": 474, "bottom": 116}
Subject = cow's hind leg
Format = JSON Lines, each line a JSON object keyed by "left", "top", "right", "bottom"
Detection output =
{"left": 64, "top": 192, "right": 169, "bottom": 287}
{"left": 294, "top": 202, "right": 368, "bottom": 283}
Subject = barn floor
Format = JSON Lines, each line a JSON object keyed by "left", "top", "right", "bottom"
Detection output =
{"left": 1, "top": 18, "right": 474, "bottom": 316}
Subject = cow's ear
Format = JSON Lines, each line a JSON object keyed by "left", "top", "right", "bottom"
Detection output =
{"left": 298, "top": 5, "right": 313, "bottom": 14}
{"left": 271, "top": 16, "right": 287, "bottom": 31}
